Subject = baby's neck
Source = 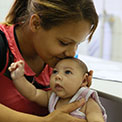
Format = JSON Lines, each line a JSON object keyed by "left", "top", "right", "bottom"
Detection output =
{"left": 56, "top": 97, "right": 71, "bottom": 109}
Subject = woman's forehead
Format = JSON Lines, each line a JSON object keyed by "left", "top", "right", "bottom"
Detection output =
{"left": 49, "top": 20, "right": 90, "bottom": 43}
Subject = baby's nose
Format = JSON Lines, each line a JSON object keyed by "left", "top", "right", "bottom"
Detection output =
{"left": 55, "top": 74, "right": 62, "bottom": 80}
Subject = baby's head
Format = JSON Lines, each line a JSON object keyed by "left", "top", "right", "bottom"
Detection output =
{"left": 50, "top": 57, "right": 89, "bottom": 99}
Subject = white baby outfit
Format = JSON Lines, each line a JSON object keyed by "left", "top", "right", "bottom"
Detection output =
{"left": 48, "top": 87, "right": 107, "bottom": 122}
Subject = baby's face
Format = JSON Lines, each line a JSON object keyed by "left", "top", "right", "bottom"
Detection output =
{"left": 50, "top": 59, "right": 85, "bottom": 99}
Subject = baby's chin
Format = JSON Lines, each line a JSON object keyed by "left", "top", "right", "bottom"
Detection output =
{"left": 55, "top": 92, "right": 72, "bottom": 99}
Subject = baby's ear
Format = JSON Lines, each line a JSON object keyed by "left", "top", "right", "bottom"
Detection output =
{"left": 81, "top": 73, "right": 89, "bottom": 87}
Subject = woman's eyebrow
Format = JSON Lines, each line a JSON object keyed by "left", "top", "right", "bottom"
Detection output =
{"left": 63, "top": 37, "right": 75, "bottom": 42}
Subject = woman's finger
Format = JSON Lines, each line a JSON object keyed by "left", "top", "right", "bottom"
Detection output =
{"left": 58, "top": 98, "right": 85, "bottom": 113}
{"left": 87, "top": 70, "right": 93, "bottom": 87}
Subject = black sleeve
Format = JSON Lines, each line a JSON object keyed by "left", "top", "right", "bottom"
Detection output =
{"left": 0, "top": 30, "right": 8, "bottom": 72}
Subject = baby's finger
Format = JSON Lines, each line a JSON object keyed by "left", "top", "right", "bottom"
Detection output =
{"left": 8, "top": 63, "right": 16, "bottom": 71}
{"left": 18, "top": 60, "right": 24, "bottom": 66}
{"left": 17, "top": 62, "right": 24, "bottom": 72}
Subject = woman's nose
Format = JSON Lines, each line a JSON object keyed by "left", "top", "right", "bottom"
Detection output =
{"left": 64, "top": 46, "right": 77, "bottom": 57}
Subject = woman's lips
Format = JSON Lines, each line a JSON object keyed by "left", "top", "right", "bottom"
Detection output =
{"left": 56, "top": 56, "right": 65, "bottom": 61}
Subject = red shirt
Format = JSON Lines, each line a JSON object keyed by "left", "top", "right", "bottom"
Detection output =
{"left": 0, "top": 24, "right": 52, "bottom": 116}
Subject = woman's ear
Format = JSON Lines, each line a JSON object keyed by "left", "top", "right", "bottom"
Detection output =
{"left": 29, "top": 14, "right": 41, "bottom": 32}
{"left": 81, "top": 73, "right": 89, "bottom": 87}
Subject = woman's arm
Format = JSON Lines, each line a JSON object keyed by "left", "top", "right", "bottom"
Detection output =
{"left": 0, "top": 98, "right": 86, "bottom": 122}
{"left": 85, "top": 98, "right": 104, "bottom": 122}
{"left": 0, "top": 104, "right": 45, "bottom": 122}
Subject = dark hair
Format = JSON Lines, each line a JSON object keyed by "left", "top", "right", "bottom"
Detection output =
{"left": 6, "top": 0, "right": 98, "bottom": 41}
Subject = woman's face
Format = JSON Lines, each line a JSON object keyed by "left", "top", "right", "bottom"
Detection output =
{"left": 33, "top": 20, "right": 90, "bottom": 67}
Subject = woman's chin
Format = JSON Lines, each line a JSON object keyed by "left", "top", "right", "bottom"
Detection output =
{"left": 47, "top": 60, "right": 60, "bottom": 68}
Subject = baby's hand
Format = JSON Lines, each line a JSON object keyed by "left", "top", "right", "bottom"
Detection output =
{"left": 8, "top": 60, "right": 25, "bottom": 80}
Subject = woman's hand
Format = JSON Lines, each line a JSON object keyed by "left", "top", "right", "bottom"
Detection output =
{"left": 45, "top": 98, "right": 86, "bottom": 122}
{"left": 87, "top": 70, "right": 93, "bottom": 87}
{"left": 0, "top": 99, "right": 86, "bottom": 122}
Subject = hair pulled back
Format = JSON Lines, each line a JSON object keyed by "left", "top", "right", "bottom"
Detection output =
{"left": 6, "top": 0, "right": 98, "bottom": 41}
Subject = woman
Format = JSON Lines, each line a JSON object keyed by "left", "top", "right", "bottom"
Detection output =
{"left": 0, "top": 0, "right": 98, "bottom": 122}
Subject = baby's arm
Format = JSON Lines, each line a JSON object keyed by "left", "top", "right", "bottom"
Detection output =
{"left": 85, "top": 98, "right": 104, "bottom": 122}
{"left": 8, "top": 60, "right": 50, "bottom": 107}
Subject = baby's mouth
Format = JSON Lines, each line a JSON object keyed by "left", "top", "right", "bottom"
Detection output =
{"left": 55, "top": 84, "right": 63, "bottom": 91}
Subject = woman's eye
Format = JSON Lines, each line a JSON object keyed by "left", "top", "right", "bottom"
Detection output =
{"left": 59, "top": 40, "right": 69, "bottom": 46}
{"left": 52, "top": 69, "right": 58, "bottom": 74}
{"left": 65, "top": 70, "right": 72, "bottom": 74}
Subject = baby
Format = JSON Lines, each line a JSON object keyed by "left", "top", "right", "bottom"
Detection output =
{"left": 8, "top": 57, "right": 107, "bottom": 122}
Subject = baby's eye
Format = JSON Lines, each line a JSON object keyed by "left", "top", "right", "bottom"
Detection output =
{"left": 65, "top": 70, "right": 72, "bottom": 74}
{"left": 52, "top": 69, "right": 58, "bottom": 74}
